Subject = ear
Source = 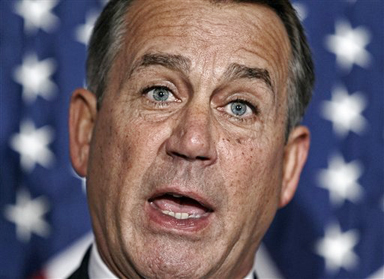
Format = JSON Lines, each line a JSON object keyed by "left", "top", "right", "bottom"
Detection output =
{"left": 279, "top": 126, "right": 310, "bottom": 208}
{"left": 69, "top": 88, "right": 97, "bottom": 177}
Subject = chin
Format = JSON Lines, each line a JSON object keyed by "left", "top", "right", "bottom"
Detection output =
{"left": 127, "top": 236, "right": 223, "bottom": 279}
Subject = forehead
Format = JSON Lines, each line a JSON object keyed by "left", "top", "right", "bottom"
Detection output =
{"left": 114, "top": 0, "right": 291, "bottom": 92}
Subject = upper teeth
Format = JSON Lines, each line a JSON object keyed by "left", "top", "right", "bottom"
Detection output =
{"left": 171, "top": 194, "right": 183, "bottom": 198}
{"left": 161, "top": 210, "right": 201, "bottom": 220}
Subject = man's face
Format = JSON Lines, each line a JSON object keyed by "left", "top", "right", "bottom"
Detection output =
{"left": 70, "top": 0, "right": 309, "bottom": 278}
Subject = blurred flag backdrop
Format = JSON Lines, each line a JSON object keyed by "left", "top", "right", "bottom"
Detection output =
{"left": 1, "top": 0, "right": 383, "bottom": 278}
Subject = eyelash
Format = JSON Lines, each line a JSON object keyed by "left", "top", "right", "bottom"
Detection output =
{"left": 224, "top": 99, "right": 259, "bottom": 122}
{"left": 141, "top": 85, "right": 177, "bottom": 107}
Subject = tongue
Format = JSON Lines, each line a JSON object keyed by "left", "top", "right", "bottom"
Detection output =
{"left": 152, "top": 195, "right": 209, "bottom": 215}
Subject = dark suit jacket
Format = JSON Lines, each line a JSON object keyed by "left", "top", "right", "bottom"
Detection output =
{"left": 67, "top": 246, "right": 258, "bottom": 279}
{"left": 67, "top": 246, "right": 91, "bottom": 279}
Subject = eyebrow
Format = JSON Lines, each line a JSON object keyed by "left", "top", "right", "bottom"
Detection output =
{"left": 128, "top": 53, "right": 191, "bottom": 78}
{"left": 128, "top": 53, "right": 273, "bottom": 92}
{"left": 223, "top": 63, "right": 273, "bottom": 91}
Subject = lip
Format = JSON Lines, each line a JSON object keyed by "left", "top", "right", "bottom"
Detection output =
{"left": 147, "top": 188, "right": 215, "bottom": 211}
{"left": 145, "top": 187, "right": 215, "bottom": 233}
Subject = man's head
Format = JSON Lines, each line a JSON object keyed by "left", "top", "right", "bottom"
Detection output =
{"left": 69, "top": 0, "right": 314, "bottom": 278}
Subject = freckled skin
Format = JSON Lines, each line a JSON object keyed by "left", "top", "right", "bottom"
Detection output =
{"left": 69, "top": 0, "right": 310, "bottom": 278}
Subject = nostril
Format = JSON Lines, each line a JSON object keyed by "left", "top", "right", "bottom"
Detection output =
{"left": 171, "top": 151, "right": 189, "bottom": 160}
{"left": 165, "top": 121, "right": 217, "bottom": 163}
{"left": 169, "top": 151, "right": 210, "bottom": 162}
{"left": 196, "top": 156, "right": 209, "bottom": 161}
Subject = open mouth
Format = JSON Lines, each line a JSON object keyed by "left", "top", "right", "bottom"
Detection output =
{"left": 148, "top": 193, "right": 213, "bottom": 220}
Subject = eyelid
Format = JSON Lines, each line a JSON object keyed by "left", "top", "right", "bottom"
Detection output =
{"left": 142, "top": 85, "right": 171, "bottom": 94}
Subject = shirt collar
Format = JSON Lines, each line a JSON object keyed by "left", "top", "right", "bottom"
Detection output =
{"left": 88, "top": 243, "right": 118, "bottom": 279}
{"left": 89, "top": 242, "right": 257, "bottom": 279}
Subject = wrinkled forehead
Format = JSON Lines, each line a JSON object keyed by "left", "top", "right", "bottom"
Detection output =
{"left": 111, "top": 0, "right": 291, "bottom": 94}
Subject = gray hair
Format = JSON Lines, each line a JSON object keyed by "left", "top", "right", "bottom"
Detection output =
{"left": 87, "top": 0, "right": 314, "bottom": 139}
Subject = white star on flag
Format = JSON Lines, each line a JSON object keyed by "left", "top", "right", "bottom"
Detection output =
{"left": 13, "top": 53, "right": 57, "bottom": 104}
{"left": 75, "top": 10, "right": 99, "bottom": 46}
{"left": 368, "top": 266, "right": 384, "bottom": 279}
{"left": 13, "top": 0, "right": 60, "bottom": 35}
{"left": 315, "top": 222, "right": 359, "bottom": 273}
{"left": 321, "top": 85, "right": 368, "bottom": 138}
{"left": 317, "top": 153, "right": 364, "bottom": 207}
{"left": 4, "top": 188, "right": 51, "bottom": 243}
{"left": 9, "top": 119, "right": 55, "bottom": 172}
{"left": 325, "top": 19, "right": 372, "bottom": 72}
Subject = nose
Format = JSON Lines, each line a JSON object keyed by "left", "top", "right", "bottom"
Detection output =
{"left": 165, "top": 104, "right": 217, "bottom": 165}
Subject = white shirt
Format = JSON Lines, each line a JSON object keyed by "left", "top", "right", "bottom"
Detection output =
{"left": 88, "top": 243, "right": 256, "bottom": 279}
{"left": 88, "top": 243, "right": 117, "bottom": 279}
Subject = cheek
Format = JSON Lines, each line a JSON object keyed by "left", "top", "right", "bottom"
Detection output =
{"left": 86, "top": 104, "right": 173, "bottom": 236}
{"left": 217, "top": 137, "right": 284, "bottom": 213}
{"left": 95, "top": 105, "right": 166, "bottom": 166}
{"left": 87, "top": 103, "right": 177, "bottom": 204}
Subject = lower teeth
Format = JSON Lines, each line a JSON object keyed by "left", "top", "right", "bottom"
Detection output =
{"left": 161, "top": 210, "right": 201, "bottom": 220}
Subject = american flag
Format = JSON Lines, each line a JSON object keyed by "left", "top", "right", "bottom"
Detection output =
{"left": 1, "top": 0, "right": 383, "bottom": 278}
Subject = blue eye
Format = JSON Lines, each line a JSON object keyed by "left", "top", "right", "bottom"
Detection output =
{"left": 224, "top": 100, "right": 255, "bottom": 118}
{"left": 145, "top": 86, "right": 176, "bottom": 103}
{"left": 152, "top": 88, "right": 169, "bottom": 101}
{"left": 231, "top": 102, "right": 247, "bottom": 116}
